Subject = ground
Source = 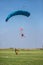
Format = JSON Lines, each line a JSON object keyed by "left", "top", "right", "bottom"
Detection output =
{"left": 0, "top": 49, "right": 43, "bottom": 65}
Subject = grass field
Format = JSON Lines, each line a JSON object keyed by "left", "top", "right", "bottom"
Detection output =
{"left": 0, "top": 49, "right": 43, "bottom": 65}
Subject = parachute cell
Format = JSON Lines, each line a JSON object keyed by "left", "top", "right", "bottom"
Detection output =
{"left": 5, "top": 10, "right": 30, "bottom": 22}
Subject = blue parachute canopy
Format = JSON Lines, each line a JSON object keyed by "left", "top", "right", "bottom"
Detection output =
{"left": 5, "top": 10, "right": 30, "bottom": 22}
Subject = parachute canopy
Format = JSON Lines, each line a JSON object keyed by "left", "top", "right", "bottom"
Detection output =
{"left": 5, "top": 10, "right": 30, "bottom": 22}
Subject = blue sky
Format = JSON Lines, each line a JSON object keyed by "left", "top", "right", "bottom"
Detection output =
{"left": 0, "top": 0, "right": 43, "bottom": 48}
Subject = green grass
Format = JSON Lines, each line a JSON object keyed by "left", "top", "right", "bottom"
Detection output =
{"left": 0, "top": 49, "right": 43, "bottom": 65}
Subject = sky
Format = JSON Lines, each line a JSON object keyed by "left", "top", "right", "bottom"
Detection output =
{"left": 0, "top": 0, "right": 43, "bottom": 48}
